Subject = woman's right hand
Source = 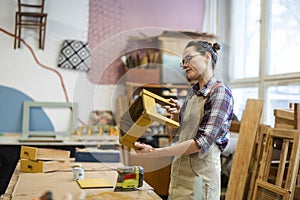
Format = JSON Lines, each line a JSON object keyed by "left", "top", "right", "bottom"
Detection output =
{"left": 164, "top": 98, "right": 181, "bottom": 115}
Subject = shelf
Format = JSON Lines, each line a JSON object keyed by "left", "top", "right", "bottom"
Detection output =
{"left": 126, "top": 82, "right": 190, "bottom": 105}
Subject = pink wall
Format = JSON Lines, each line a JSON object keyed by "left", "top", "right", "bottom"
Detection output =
{"left": 88, "top": 0, "right": 205, "bottom": 84}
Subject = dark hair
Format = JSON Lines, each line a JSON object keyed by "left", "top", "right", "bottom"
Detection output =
{"left": 185, "top": 40, "right": 221, "bottom": 69}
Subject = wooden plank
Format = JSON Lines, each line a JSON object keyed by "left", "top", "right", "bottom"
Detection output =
{"left": 20, "top": 146, "right": 70, "bottom": 161}
{"left": 284, "top": 134, "right": 300, "bottom": 192}
{"left": 274, "top": 123, "right": 294, "bottom": 129}
{"left": 274, "top": 109, "right": 294, "bottom": 120}
{"left": 226, "top": 99, "right": 263, "bottom": 200}
{"left": 119, "top": 115, "right": 151, "bottom": 148}
{"left": 275, "top": 116, "right": 294, "bottom": 126}
{"left": 295, "top": 185, "right": 300, "bottom": 200}
{"left": 20, "top": 159, "right": 69, "bottom": 173}
{"left": 229, "top": 120, "right": 241, "bottom": 133}
{"left": 295, "top": 103, "right": 300, "bottom": 129}
{"left": 275, "top": 139, "right": 289, "bottom": 187}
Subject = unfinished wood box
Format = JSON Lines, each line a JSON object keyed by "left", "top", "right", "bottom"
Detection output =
{"left": 20, "top": 159, "right": 70, "bottom": 173}
{"left": 20, "top": 146, "right": 70, "bottom": 161}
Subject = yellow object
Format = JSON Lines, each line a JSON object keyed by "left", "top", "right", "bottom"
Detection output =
{"left": 20, "top": 159, "right": 44, "bottom": 172}
{"left": 98, "top": 126, "right": 103, "bottom": 135}
{"left": 20, "top": 146, "right": 38, "bottom": 161}
{"left": 119, "top": 89, "right": 179, "bottom": 148}
{"left": 87, "top": 126, "right": 93, "bottom": 135}
{"left": 77, "top": 178, "right": 114, "bottom": 189}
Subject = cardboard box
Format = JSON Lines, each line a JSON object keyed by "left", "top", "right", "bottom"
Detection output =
{"left": 125, "top": 68, "right": 160, "bottom": 84}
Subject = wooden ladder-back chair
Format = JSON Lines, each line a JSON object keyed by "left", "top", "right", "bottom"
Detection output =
{"left": 14, "top": 0, "right": 47, "bottom": 49}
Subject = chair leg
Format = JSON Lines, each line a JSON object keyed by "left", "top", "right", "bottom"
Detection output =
{"left": 17, "top": 17, "right": 21, "bottom": 48}
{"left": 14, "top": 14, "right": 18, "bottom": 49}
{"left": 42, "top": 16, "right": 47, "bottom": 49}
{"left": 39, "top": 26, "right": 42, "bottom": 49}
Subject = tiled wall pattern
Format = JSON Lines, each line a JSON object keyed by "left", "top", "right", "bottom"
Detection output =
{"left": 87, "top": 0, "right": 127, "bottom": 84}
{"left": 87, "top": 0, "right": 205, "bottom": 85}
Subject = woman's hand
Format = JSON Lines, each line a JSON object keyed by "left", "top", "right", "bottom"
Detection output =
{"left": 134, "top": 142, "right": 154, "bottom": 153}
{"left": 164, "top": 98, "right": 181, "bottom": 115}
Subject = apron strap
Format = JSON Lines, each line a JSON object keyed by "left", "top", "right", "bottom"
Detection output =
{"left": 205, "top": 82, "right": 223, "bottom": 98}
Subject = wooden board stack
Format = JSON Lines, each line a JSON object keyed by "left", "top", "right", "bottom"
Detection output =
{"left": 20, "top": 146, "right": 70, "bottom": 173}
{"left": 274, "top": 103, "right": 300, "bottom": 129}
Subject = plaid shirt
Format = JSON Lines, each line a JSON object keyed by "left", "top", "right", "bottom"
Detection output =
{"left": 179, "top": 77, "right": 234, "bottom": 155}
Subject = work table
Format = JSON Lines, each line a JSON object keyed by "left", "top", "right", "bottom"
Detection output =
{"left": 2, "top": 161, "right": 161, "bottom": 200}
{"left": 0, "top": 133, "right": 119, "bottom": 195}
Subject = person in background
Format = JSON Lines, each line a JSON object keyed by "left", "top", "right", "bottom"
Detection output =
{"left": 134, "top": 40, "right": 234, "bottom": 200}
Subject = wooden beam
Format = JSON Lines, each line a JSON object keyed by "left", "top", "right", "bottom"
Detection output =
{"left": 226, "top": 99, "right": 264, "bottom": 200}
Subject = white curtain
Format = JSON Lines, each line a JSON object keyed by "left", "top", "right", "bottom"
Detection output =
{"left": 202, "top": 0, "right": 218, "bottom": 35}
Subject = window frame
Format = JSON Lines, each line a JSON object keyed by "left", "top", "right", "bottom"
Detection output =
{"left": 227, "top": 0, "right": 300, "bottom": 124}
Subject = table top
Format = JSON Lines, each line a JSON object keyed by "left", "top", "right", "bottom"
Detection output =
{"left": 0, "top": 133, "right": 119, "bottom": 146}
{"left": 2, "top": 161, "right": 162, "bottom": 200}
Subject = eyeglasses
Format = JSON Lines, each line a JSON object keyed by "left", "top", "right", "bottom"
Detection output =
{"left": 180, "top": 54, "right": 200, "bottom": 68}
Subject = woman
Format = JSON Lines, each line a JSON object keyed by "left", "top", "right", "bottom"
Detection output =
{"left": 135, "top": 40, "right": 234, "bottom": 200}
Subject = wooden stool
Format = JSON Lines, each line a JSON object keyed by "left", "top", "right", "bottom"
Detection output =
{"left": 119, "top": 89, "right": 179, "bottom": 148}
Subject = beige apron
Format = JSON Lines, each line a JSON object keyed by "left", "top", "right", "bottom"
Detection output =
{"left": 168, "top": 95, "right": 221, "bottom": 200}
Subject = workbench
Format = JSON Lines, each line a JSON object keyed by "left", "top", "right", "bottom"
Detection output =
{"left": 0, "top": 133, "right": 119, "bottom": 195}
{"left": 1, "top": 161, "right": 161, "bottom": 200}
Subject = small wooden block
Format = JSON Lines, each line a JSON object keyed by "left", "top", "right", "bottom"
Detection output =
{"left": 20, "top": 159, "right": 69, "bottom": 173}
{"left": 20, "top": 146, "right": 70, "bottom": 161}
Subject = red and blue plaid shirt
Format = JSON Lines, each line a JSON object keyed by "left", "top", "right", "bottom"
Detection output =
{"left": 179, "top": 77, "right": 234, "bottom": 155}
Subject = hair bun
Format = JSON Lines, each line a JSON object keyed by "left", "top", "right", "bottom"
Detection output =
{"left": 212, "top": 43, "right": 221, "bottom": 52}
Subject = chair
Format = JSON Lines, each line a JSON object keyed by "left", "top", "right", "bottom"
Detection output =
{"left": 252, "top": 128, "right": 300, "bottom": 199}
{"left": 14, "top": 0, "right": 47, "bottom": 49}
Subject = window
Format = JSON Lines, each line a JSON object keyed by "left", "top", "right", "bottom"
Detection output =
{"left": 269, "top": 0, "right": 300, "bottom": 75}
{"left": 229, "top": 0, "right": 300, "bottom": 126}
{"left": 231, "top": 87, "right": 259, "bottom": 121}
{"left": 230, "top": 0, "right": 261, "bottom": 79}
{"left": 266, "top": 84, "right": 300, "bottom": 125}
